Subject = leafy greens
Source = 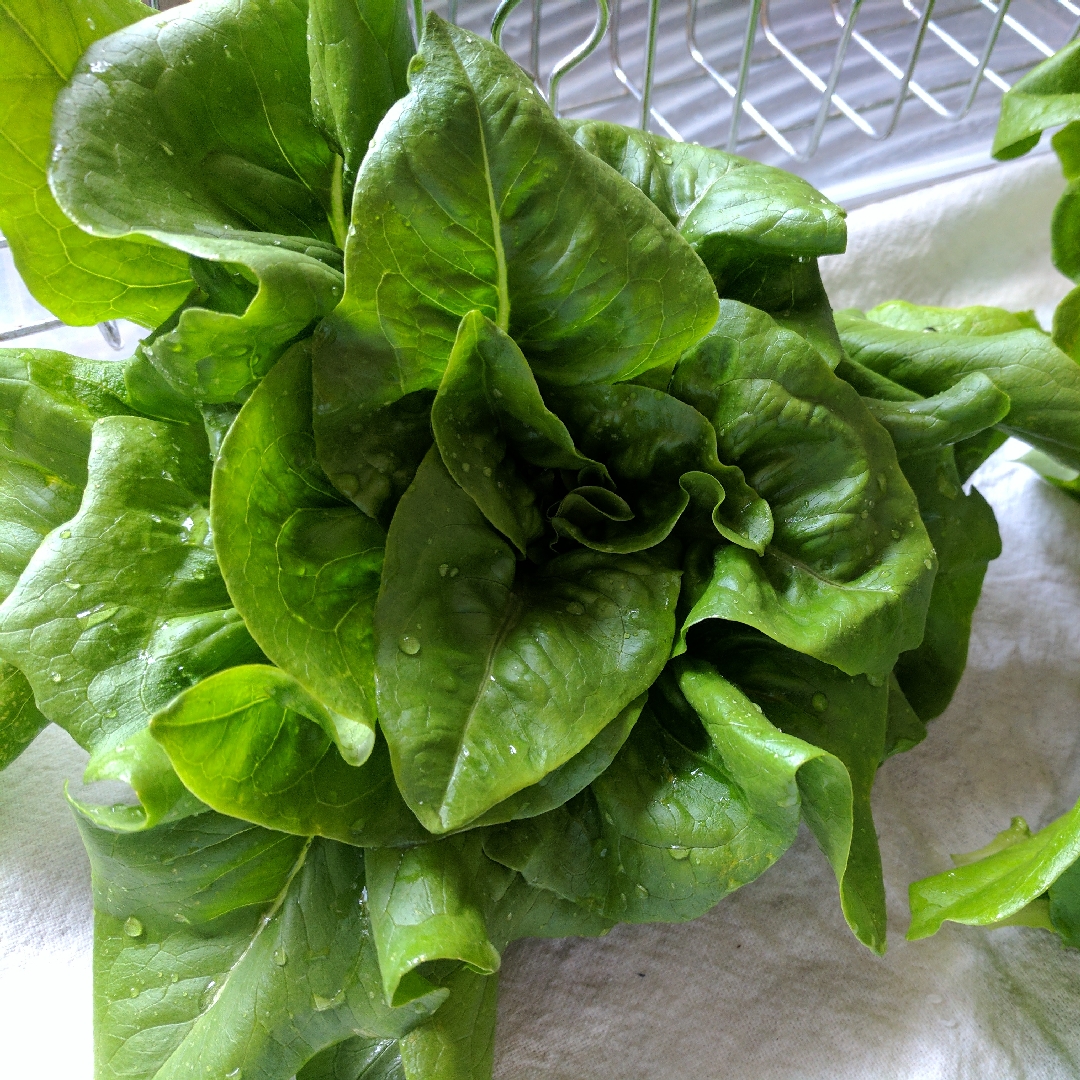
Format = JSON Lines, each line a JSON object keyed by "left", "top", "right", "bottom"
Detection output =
{"left": 3, "top": 1, "right": 1080, "bottom": 1076}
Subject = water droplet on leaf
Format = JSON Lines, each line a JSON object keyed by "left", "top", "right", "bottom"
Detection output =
{"left": 398, "top": 635, "right": 421, "bottom": 655}
{"left": 123, "top": 916, "right": 143, "bottom": 938}
{"left": 811, "top": 692, "right": 828, "bottom": 713}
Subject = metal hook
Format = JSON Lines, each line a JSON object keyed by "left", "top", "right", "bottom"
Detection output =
{"left": 550, "top": 0, "right": 611, "bottom": 115}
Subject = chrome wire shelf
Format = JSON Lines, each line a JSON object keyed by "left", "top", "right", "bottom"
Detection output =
{"left": 4, "top": 0, "right": 1076, "bottom": 348}
{"left": 431, "top": 0, "right": 1078, "bottom": 203}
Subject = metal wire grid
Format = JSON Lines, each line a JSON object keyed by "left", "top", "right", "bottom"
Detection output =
{"left": 3, "top": 0, "right": 1076, "bottom": 348}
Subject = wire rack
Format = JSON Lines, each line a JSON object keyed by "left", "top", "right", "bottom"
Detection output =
{"left": 3, "top": 0, "right": 1076, "bottom": 349}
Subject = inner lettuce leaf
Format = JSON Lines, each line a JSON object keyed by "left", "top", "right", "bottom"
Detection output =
{"left": 212, "top": 341, "right": 384, "bottom": 740}
{"left": 908, "top": 799, "right": 1080, "bottom": 943}
{"left": 47, "top": 0, "right": 347, "bottom": 403}
{"left": 76, "top": 808, "right": 448, "bottom": 1080}
{"left": 0, "top": 413, "right": 263, "bottom": 829}
{"left": 837, "top": 302, "right": 1080, "bottom": 471}
{"left": 0, "top": 0, "right": 192, "bottom": 327}
{"left": 313, "top": 15, "right": 718, "bottom": 512}
{"left": 373, "top": 447, "right": 680, "bottom": 834}
{"left": 671, "top": 300, "right": 935, "bottom": 679}
{"left": 307, "top": 0, "right": 415, "bottom": 218}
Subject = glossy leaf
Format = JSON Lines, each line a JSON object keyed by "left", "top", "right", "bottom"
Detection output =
{"left": 48, "top": 0, "right": 345, "bottom": 401}
{"left": 299, "top": 1038, "right": 405, "bottom": 1080}
{"left": 884, "top": 673, "right": 926, "bottom": 759}
{"left": 562, "top": 119, "right": 847, "bottom": 274}
{"left": 485, "top": 660, "right": 861, "bottom": 933}
{"left": 314, "top": 15, "right": 717, "bottom": 505}
{"left": 893, "top": 449, "right": 1001, "bottom": 720}
{"left": 908, "top": 799, "right": 1080, "bottom": 940}
{"left": 152, "top": 665, "right": 402, "bottom": 843}
{"left": 213, "top": 342, "right": 384, "bottom": 737}
{"left": 431, "top": 311, "right": 598, "bottom": 555}
{"left": 0, "top": 0, "right": 192, "bottom": 326}
{"left": 837, "top": 302, "right": 1080, "bottom": 471}
{"left": 546, "top": 381, "right": 772, "bottom": 554}
{"left": 0, "top": 663, "right": 47, "bottom": 768}
{"left": 76, "top": 809, "right": 447, "bottom": 1080}
{"left": 672, "top": 301, "right": 935, "bottom": 678}
{"left": 308, "top": 0, "right": 414, "bottom": 212}
{"left": 701, "top": 630, "right": 888, "bottom": 951}
{"left": 0, "top": 415, "right": 262, "bottom": 829}
{"left": 374, "top": 448, "right": 680, "bottom": 833}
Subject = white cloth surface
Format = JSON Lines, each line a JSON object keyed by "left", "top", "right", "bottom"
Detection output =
{"left": 3, "top": 152, "right": 1080, "bottom": 1079}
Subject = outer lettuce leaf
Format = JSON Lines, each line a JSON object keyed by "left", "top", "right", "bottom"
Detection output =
{"left": 48, "top": 0, "right": 345, "bottom": 402}
{"left": 76, "top": 809, "right": 447, "bottom": 1080}
{"left": 993, "top": 37, "right": 1080, "bottom": 160}
{"left": 484, "top": 659, "right": 877, "bottom": 941}
{"left": 1017, "top": 446, "right": 1080, "bottom": 501}
{"left": 307, "top": 0, "right": 414, "bottom": 216}
{"left": 0, "top": 0, "right": 192, "bottom": 326}
{"left": 701, "top": 629, "right": 888, "bottom": 951}
{"left": 884, "top": 673, "right": 926, "bottom": 759}
{"left": 908, "top": 799, "right": 1080, "bottom": 941}
{"left": 313, "top": 15, "right": 718, "bottom": 509}
{"left": 893, "top": 450, "right": 1001, "bottom": 720}
{"left": 0, "top": 415, "right": 262, "bottom": 829}
{"left": 672, "top": 301, "right": 935, "bottom": 678}
{"left": 374, "top": 448, "right": 680, "bottom": 833}
{"left": 212, "top": 341, "right": 384, "bottom": 738}
{"left": 299, "top": 1038, "right": 405, "bottom": 1080}
{"left": 837, "top": 302, "right": 1080, "bottom": 471}
{"left": 0, "top": 663, "right": 46, "bottom": 769}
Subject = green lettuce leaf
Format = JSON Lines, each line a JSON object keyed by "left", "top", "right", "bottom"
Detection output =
{"left": 374, "top": 447, "right": 680, "bottom": 833}
{"left": 672, "top": 300, "right": 935, "bottom": 678}
{"left": 893, "top": 449, "right": 1001, "bottom": 720}
{"left": 0, "top": 663, "right": 46, "bottom": 769}
{"left": 908, "top": 799, "right": 1080, "bottom": 941}
{"left": 0, "top": 0, "right": 192, "bottom": 326}
{"left": 298, "top": 1037, "right": 405, "bottom": 1080}
{"left": 484, "top": 657, "right": 880, "bottom": 944}
{"left": 837, "top": 302, "right": 1080, "bottom": 471}
{"left": 993, "top": 37, "right": 1080, "bottom": 160}
{"left": 212, "top": 341, "right": 384, "bottom": 738}
{"left": 48, "top": 0, "right": 345, "bottom": 402}
{"left": 307, "top": 0, "right": 414, "bottom": 222}
{"left": 76, "top": 808, "right": 447, "bottom": 1080}
{"left": 313, "top": 15, "right": 717, "bottom": 510}
{"left": 0, "top": 414, "right": 262, "bottom": 829}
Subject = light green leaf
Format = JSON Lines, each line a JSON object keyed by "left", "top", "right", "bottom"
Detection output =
{"left": 76, "top": 809, "right": 447, "bottom": 1080}
{"left": 859, "top": 373, "right": 1010, "bottom": 458}
{"left": 0, "top": 0, "right": 192, "bottom": 326}
{"left": 213, "top": 341, "right": 384, "bottom": 737}
{"left": 0, "top": 414, "right": 262, "bottom": 828}
{"left": 307, "top": 0, "right": 414, "bottom": 215}
{"left": 151, "top": 665, "right": 405, "bottom": 843}
{"left": 431, "top": 311, "right": 598, "bottom": 555}
{"left": 908, "top": 799, "right": 1080, "bottom": 940}
{"left": 314, "top": 15, "right": 717, "bottom": 507}
{"left": 374, "top": 448, "right": 680, "bottom": 833}
{"left": 673, "top": 300, "right": 935, "bottom": 678}
{"left": 48, "top": 0, "right": 345, "bottom": 401}
{"left": 993, "top": 37, "right": 1080, "bottom": 161}
{"left": 838, "top": 302, "right": 1080, "bottom": 471}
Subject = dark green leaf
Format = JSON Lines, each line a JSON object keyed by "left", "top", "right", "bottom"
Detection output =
{"left": 299, "top": 1038, "right": 405, "bottom": 1080}
{"left": 485, "top": 659, "right": 861, "bottom": 934}
{"left": 1049, "top": 855, "right": 1080, "bottom": 948}
{"left": 838, "top": 302, "right": 1080, "bottom": 471}
{"left": 0, "top": 662, "right": 47, "bottom": 768}
{"left": 0, "top": 415, "right": 261, "bottom": 828}
{"left": 893, "top": 449, "right": 1000, "bottom": 720}
{"left": 1053, "top": 283, "right": 1080, "bottom": 360}
{"left": 546, "top": 381, "right": 772, "bottom": 554}
{"left": 307, "top": 0, "right": 414, "bottom": 214}
{"left": 908, "top": 802, "right": 1080, "bottom": 940}
{"left": 883, "top": 673, "right": 926, "bottom": 759}
{"left": 374, "top": 448, "right": 680, "bottom": 833}
{"left": 0, "top": 0, "right": 192, "bottom": 326}
{"left": 672, "top": 301, "right": 935, "bottom": 678}
{"left": 76, "top": 809, "right": 447, "bottom": 1080}
{"left": 431, "top": 311, "right": 598, "bottom": 555}
{"left": 213, "top": 341, "right": 384, "bottom": 738}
